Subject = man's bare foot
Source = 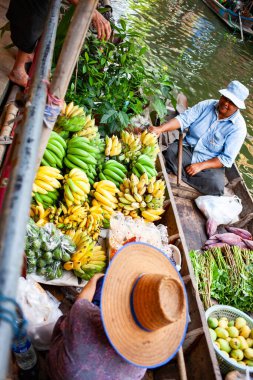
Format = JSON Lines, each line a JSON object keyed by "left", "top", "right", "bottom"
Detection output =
{"left": 8, "top": 69, "right": 29, "bottom": 88}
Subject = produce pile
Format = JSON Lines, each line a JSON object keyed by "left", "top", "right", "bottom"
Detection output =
{"left": 208, "top": 316, "right": 253, "bottom": 367}
{"left": 25, "top": 219, "right": 76, "bottom": 280}
{"left": 203, "top": 226, "right": 253, "bottom": 250}
{"left": 190, "top": 246, "right": 253, "bottom": 312}
{"left": 28, "top": 102, "right": 167, "bottom": 282}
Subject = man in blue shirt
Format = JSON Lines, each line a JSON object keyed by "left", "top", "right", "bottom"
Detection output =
{"left": 149, "top": 80, "right": 249, "bottom": 195}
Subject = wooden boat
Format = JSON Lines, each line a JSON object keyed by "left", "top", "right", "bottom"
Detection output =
{"left": 152, "top": 95, "right": 253, "bottom": 379}
{"left": 202, "top": 0, "right": 253, "bottom": 36}
{"left": 150, "top": 155, "right": 222, "bottom": 380}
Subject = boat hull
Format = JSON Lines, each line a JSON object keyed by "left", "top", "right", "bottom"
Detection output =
{"left": 202, "top": 0, "right": 253, "bottom": 36}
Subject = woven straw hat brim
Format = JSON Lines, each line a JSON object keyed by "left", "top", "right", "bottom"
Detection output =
{"left": 101, "top": 242, "right": 188, "bottom": 368}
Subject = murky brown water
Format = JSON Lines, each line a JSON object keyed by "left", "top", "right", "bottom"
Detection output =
{"left": 113, "top": 0, "right": 253, "bottom": 193}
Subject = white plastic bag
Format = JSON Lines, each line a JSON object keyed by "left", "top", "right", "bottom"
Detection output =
{"left": 17, "top": 277, "right": 62, "bottom": 350}
{"left": 195, "top": 195, "right": 242, "bottom": 226}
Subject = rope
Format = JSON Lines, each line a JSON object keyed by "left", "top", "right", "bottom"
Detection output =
{"left": 0, "top": 295, "right": 27, "bottom": 339}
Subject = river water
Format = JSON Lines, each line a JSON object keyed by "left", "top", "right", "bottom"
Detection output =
{"left": 113, "top": 0, "right": 253, "bottom": 194}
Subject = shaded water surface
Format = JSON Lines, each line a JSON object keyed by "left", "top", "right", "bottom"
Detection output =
{"left": 113, "top": 0, "right": 253, "bottom": 193}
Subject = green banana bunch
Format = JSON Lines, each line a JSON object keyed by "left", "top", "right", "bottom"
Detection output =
{"left": 41, "top": 131, "right": 67, "bottom": 168}
{"left": 75, "top": 115, "right": 98, "bottom": 140}
{"left": 64, "top": 136, "right": 100, "bottom": 184}
{"left": 99, "top": 159, "right": 127, "bottom": 186}
{"left": 132, "top": 154, "right": 157, "bottom": 179}
{"left": 56, "top": 102, "right": 86, "bottom": 132}
{"left": 33, "top": 190, "right": 60, "bottom": 208}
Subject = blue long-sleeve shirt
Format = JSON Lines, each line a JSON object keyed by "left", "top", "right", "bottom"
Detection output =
{"left": 175, "top": 99, "right": 247, "bottom": 167}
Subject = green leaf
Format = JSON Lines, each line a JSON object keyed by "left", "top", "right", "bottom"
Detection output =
{"left": 151, "top": 97, "right": 167, "bottom": 118}
{"left": 100, "top": 110, "right": 117, "bottom": 124}
{"left": 118, "top": 111, "right": 129, "bottom": 127}
{"left": 89, "top": 76, "right": 93, "bottom": 86}
{"left": 120, "top": 19, "right": 127, "bottom": 31}
{"left": 85, "top": 52, "right": 89, "bottom": 62}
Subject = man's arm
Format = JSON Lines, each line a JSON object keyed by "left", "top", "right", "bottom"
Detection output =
{"left": 185, "top": 157, "right": 223, "bottom": 176}
{"left": 149, "top": 118, "right": 181, "bottom": 137}
{"left": 76, "top": 273, "right": 104, "bottom": 302}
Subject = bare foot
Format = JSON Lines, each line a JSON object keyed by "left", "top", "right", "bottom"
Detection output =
{"left": 8, "top": 69, "right": 29, "bottom": 88}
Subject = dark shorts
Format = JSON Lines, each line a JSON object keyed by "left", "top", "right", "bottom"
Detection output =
{"left": 6, "top": 0, "right": 50, "bottom": 53}
{"left": 163, "top": 141, "right": 225, "bottom": 196}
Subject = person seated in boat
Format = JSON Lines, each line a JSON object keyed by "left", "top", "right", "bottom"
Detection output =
{"left": 149, "top": 80, "right": 249, "bottom": 196}
{"left": 6, "top": 0, "right": 112, "bottom": 88}
{"left": 47, "top": 243, "right": 188, "bottom": 380}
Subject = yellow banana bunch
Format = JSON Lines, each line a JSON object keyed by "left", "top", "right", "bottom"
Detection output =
{"left": 75, "top": 115, "right": 98, "bottom": 140}
{"left": 61, "top": 101, "right": 85, "bottom": 118}
{"left": 30, "top": 204, "right": 57, "bottom": 226}
{"left": 93, "top": 180, "right": 119, "bottom": 210}
{"left": 140, "top": 130, "right": 158, "bottom": 146}
{"left": 105, "top": 135, "right": 122, "bottom": 156}
{"left": 120, "top": 131, "right": 142, "bottom": 163}
{"left": 117, "top": 173, "right": 166, "bottom": 220}
{"left": 63, "top": 168, "right": 90, "bottom": 207}
{"left": 56, "top": 203, "right": 89, "bottom": 232}
{"left": 141, "top": 208, "right": 165, "bottom": 222}
{"left": 64, "top": 242, "right": 107, "bottom": 277}
{"left": 33, "top": 166, "right": 63, "bottom": 194}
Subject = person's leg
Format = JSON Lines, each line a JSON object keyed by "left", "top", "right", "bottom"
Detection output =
{"left": 8, "top": 50, "right": 34, "bottom": 87}
{"left": 6, "top": 0, "right": 50, "bottom": 87}
{"left": 163, "top": 141, "right": 193, "bottom": 175}
{"left": 184, "top": 168, "right": 225, "bottom": 195}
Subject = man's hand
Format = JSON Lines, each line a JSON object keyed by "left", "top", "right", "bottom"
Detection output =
{"left": 92, "top": 10, "right": 111, "bottom": 41}
{"left": 185, "top": 163, "right": 204, "bottom": 176}
{"left": 68, "top": 3, "right": 111, "bottom": 41}
{"left": 148, "top": 125, "right": 163, "bottom": 137}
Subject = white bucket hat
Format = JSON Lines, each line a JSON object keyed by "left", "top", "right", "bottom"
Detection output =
{"left": 219, "top": 80, "right": 249, "bottom": 109}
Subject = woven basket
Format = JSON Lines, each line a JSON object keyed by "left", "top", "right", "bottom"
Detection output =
{"left": 205, "top": 305, "right": 253, "bottom": 375}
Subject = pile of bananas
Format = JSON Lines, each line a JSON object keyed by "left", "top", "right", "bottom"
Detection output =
{"left": 32, "top": 166, "right": 63, "bottom": 207}
{"left": 75, "top": 115, "right": 98, "bottom": 140}
{"left": 42, "top": 131, "right": 67, "bottom": 168}
{"left": 120, "top": 131, "right": 142, "bottom": 163}
{"left": 93, "top": 180, "right": 119, "bottom": 219}
{"left": 64, "top": 136, "right": 99, "bottom": 184}
{"left": 99, "top": 160, "right": 127, "bottom": 186}
{"left": 132, "top": 154, "right": 157, "bottom": 179}
{"left": 117, "top": 173, "right": 148, "bottom": 217}
{"left": 140, "top": 130, "right": 158, "bottom": 146}
{"left": 63, "top": 168, "right": 90, "bottom": 207}
{"left": 30, "top": 204, "right": 57, "bottom": 226}
{"left": 140, "top": 130, "right": 160, "bottom": 161}
{"left": 54, "top": 203, "right": 89, "bottom": 231}
{"left": 63, "top": 230, "right": 107, "bottom": 280}
{"left": 117, "top": 174, "right": 165, "bottom": 222}
{"left": 105, "top": 135, "right": 122, "bottom": 156}
{"left": 141, "top": 178, "right": 166, "bottom": 221}
{"left": 84, "top": 205, "right": 104, "bottom": 241}
{"left": 56, "top": 102, "right": 86, "bottom": 132}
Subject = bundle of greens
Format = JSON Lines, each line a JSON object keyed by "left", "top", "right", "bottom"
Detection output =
{"left": 190, "top": 246, "right": 253, "bottom": 312}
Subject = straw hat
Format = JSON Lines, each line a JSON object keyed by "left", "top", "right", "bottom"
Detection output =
{"left": 101, "top": 242, "right": 188, "bottom": 368}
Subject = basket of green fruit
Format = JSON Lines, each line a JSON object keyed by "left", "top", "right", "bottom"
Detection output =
{"left": 206, "top": 305, "right": 253, "bottom": 374}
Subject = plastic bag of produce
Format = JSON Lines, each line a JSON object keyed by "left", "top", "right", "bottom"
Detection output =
{"left": 195, "top": 195, "right": 242, "bottom": 226}
{"left": 40, "top": 223, "right": 61, "bottom": 251}
{"left": 17, "top": 277, "right": 62, "bottom": 350}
